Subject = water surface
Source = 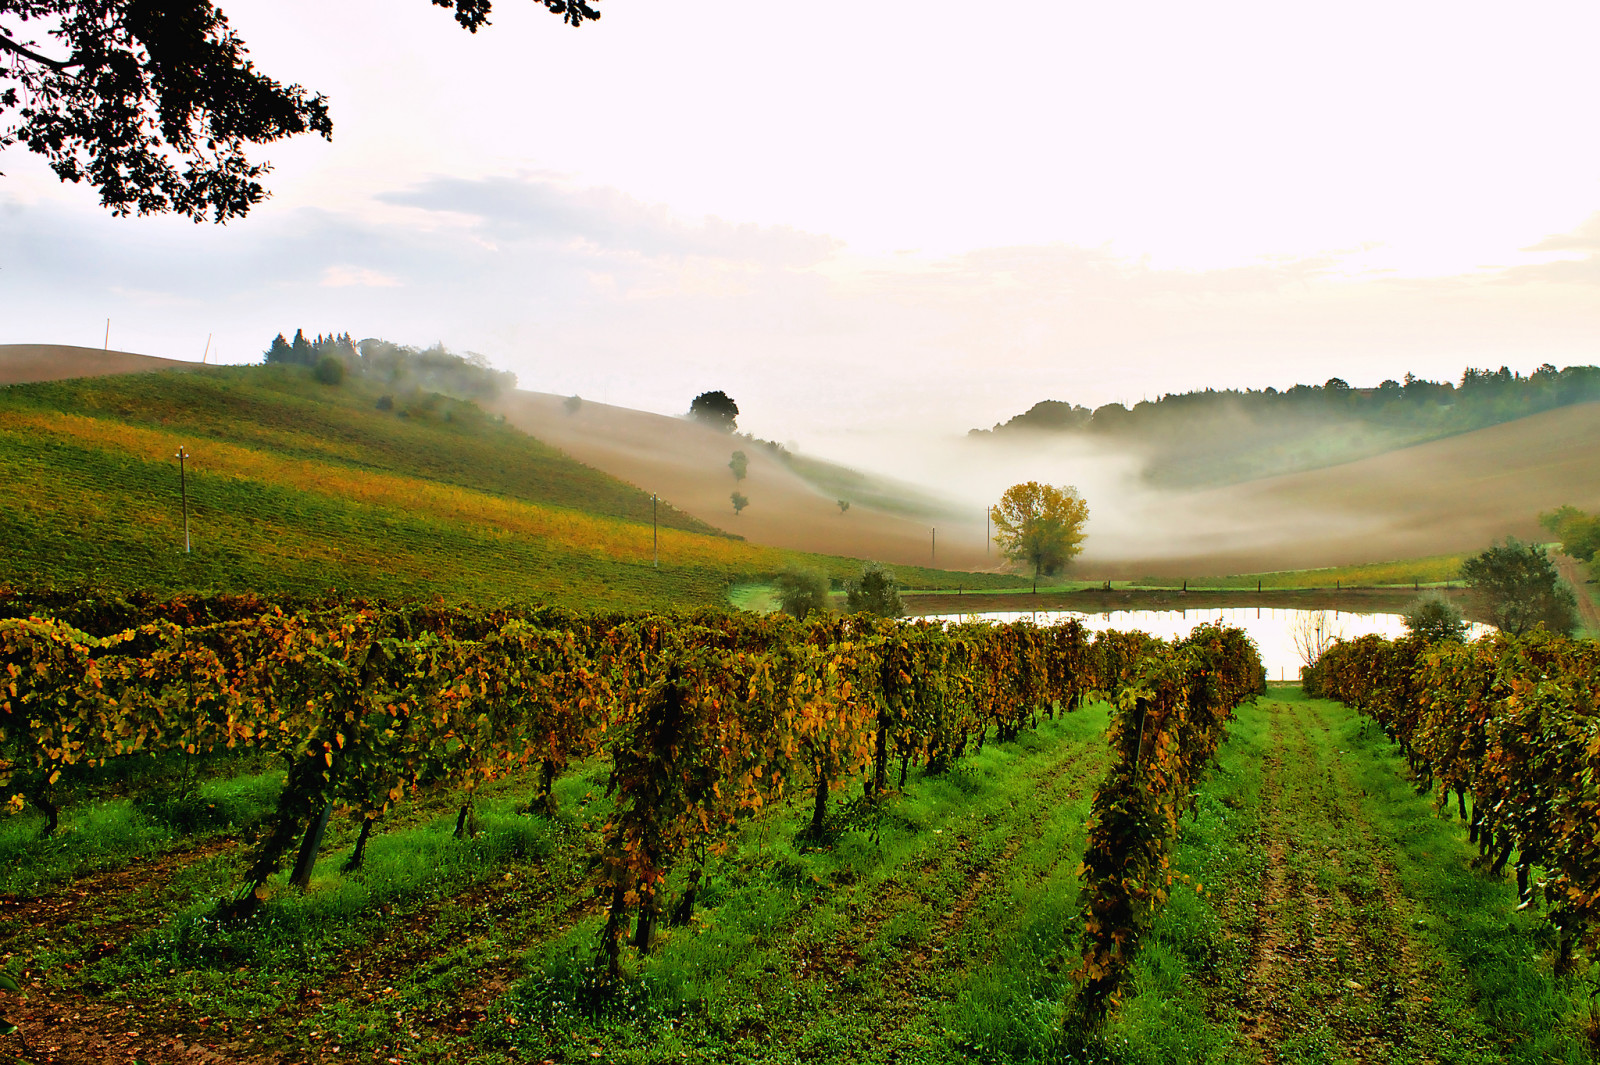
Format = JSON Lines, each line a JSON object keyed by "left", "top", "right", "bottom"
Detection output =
{"left": 924, "top": 605, "right": 1493, "bottom": 682}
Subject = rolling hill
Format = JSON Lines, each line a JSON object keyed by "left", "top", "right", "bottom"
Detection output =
{"left": 1080, "top": 400, "right": 1600, "bottom": 578}
{"left": 489, "top": 390, "right": 986, "bottom": 571}
{"left": 0, "top": 346, "right": 1026, "bottom": 608}
{"left": 7, "top": 342, "right": 1595, "bottom": 588}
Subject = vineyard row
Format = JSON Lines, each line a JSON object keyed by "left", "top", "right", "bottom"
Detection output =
{"left": 0, "top": 591, "right": 1263, "bottom": 1010}
{"left": 1309, "top": 630, "right": 1600, "bottom": 964}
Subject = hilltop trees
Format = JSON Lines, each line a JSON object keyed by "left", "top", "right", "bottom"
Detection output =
{"left": 264, "top": 330, "right": 355, "bottom": 367}
{"left": 690, "top": 391, "right": 739, "bottom": 432}
{"left": 990, "top": 482, "right": 1089, "bottom": 579}
{"left": 1460, "top": 538, "right": 1578, "bottom": 635}
{"left": 977, "top": 364, "right": 1600, "bottom": 441}
{"left": 0, "top": 0, "right": 597, "bottom": 221}
{"left": 973, "top": 365, "right": 1600, "bottom": 488}
{"left": 262, "top": 334, "right": 515, "bottom": 402}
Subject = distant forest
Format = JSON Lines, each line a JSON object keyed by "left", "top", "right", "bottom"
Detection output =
{"left": 974, "top": 364, "right": 1600, "bottom": 487}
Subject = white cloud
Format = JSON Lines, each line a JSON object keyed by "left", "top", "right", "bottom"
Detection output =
{"left": 3, "top": 170, "right": 1599, "bottom": 452}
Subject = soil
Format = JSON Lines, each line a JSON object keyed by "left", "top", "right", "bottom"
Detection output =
{"left": 1553, "top": 552, "right": 1600, "bottom": 632}
{"left": 490, "top": 390, "right": 998, "bottom": 572}
{"left": 0, "top": 344, "right": 189, "bottom": 385}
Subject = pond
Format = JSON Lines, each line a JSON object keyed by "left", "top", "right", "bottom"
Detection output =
{"left": 921, "top": 605, "right": 1494, "bottom": 683}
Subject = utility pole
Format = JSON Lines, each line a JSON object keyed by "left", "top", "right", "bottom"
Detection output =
{"left": 652, "top": 494, "right": 658, "bottom": 568}
{"left": 202, "top": 334, "right": 212, "bottom": 364}
{"left": 985, "top": 509, "right": 989, "bottom": 555}
{"left": 931, "top": 527, "right": 936, "bottom": 567}
{"left": 103, "top": 319, "right": 110, "bottom": 352}
{"left": 175, "top": 447, "right": 191, "bottom": 553}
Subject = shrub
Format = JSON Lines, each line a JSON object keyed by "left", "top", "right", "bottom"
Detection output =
{"left": 1402, "top": 591, "right": 1468, "bottom": 643}
{"left": 313, "top": 356, "right": 345, "bottom": 385}
{"left": 775, "top": 566, "right": 829, "bottom": 619}
{"left": 845, "top": 563, "right": 904, "bottom": 618}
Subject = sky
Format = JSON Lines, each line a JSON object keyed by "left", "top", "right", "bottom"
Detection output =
{"left": 3, "top": 0, "right": 1599, "bottom": 459}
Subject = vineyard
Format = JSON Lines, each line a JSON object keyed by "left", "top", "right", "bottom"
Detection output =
{"left": 0, "top": 594, "right": 1596, "bottom": 1063}
{"left": 1309, "top": 630, "right": 1600, "bottom": 968}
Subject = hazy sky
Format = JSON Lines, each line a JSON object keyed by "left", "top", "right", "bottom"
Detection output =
{"left": 4, "top": 0, "right": 1599, "bottom": 455}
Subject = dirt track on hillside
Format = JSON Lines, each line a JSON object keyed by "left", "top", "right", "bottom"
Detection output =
{"left": 0, "top": 343, "right": 189, "bottom": 384}
{"left": 1553, "top": 552, "right": 1600, "bottom": 632}
{"left": 491, "top": 390, "right": 997, "bottom": 571}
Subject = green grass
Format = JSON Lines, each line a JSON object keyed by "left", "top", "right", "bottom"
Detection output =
{"left": 1131, "top": 554, "right": 1469, "bottom": 591}
{"left": 0, "top": 706, "right": 1110, "bottom": 1064}
{"left": 490, "top": 704, "right": 1113, "bottom": 1064}
{"left": 1101, "top": 688, "right": 1597, "bottom": 1064}
{"left": 0, "top": 365, "right": 1026, "bottom": 610}
{"left": 0, "top": 365, "right": 720, "bottom": 537}
{"left": 3, "top": 691, "right": 1596, "bottom": 1063}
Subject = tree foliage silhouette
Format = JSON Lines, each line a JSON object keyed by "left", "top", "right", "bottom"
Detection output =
{"left": 0, "top": 0, "right": 598, "bottom": 221}
{"left": 689, "top": 391, "right": 739, "bottom": 432}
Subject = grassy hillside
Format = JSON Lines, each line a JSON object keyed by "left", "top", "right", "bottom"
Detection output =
{"left": 0, "top": 364, "right": 1026, "bottom": 609}
{"left": 2, "top": 365, "right": 720, "bottom": 536}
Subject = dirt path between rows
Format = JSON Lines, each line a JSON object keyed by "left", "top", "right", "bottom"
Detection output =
{"left": 1229, "top": 697, "right": 1485, "bottom": 1064}
{"left": 0, "top": 838, "right": 239, "bottom": 950}
{"left": 773, "top": 725, "right": 1108, "bottom": 1055}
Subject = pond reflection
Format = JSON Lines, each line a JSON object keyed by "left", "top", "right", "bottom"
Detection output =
{"left": 921, "top": 606, "right": 1494, "bottom": 683}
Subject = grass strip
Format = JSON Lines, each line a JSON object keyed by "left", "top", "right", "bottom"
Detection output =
{"left": 1099, "top": 689, "right": 1596, "bottom": 1065}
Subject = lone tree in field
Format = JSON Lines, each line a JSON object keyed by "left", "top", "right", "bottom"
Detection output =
{"left": 989, "top": 482, "right": 1089, "bottom": 579}
{"left": 690, "top": 391, "right": 739, "bottom": 432}
{"left": 730, "top": 491, "right": 748, "bottom": 516}
{"left": 1460, "top": 537, "right": 1578, "bottom": 635}
{"left": 846, "top": 563, "right": 904, "bottom": 618}
{"left": 775, "top": 566, "right": 829, "bottom": 620}
{"left": 837, "top": 499, "right": 850, "bottom": 515}
{"left": 0, "top": 0, "right": 597, "bottom": 222}
{"left": 729, "top": 450, "right": 748, "bottom": 481}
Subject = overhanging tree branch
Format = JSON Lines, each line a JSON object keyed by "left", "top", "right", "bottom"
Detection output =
{"left": 0, "top": 31, "right": 74, "bottom": 71}
{"left": 1, "top": 0, "right": 599, "bottom": 221}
